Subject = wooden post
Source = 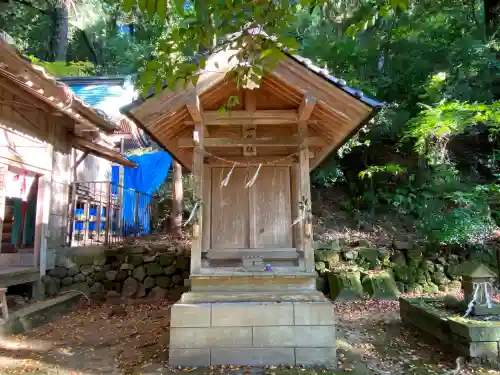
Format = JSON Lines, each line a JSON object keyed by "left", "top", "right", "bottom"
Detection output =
{"left": 298, "top": 120, "right": 314, "bottom": 273}
{"left": 191, "top": 120, "right": 204, "bottom": 275}
{"left": 34, "top": 174, "right": 51, "bottom": 276}
{"left": 171, "top": 160, "right": 183, "bottom": 238}
{"left": 0, "top": 165, "right": 7, "bottom": 254}
{"left": 95, "top": 182, "right": 102, "bottom": 244}
{"left": 201, "top": 164, "right": 211, "bottom": 255}
{"left": 117, "top": 165, "right": 124, "bottom": 239}
{"left": 134, "top": 190, "right": 139, "bottom": 234}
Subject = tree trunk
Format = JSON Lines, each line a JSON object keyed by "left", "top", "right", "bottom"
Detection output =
{"left": 50, "top": 0, "right": 70, "bottom": 61}
{"left": 484, "top": 0, "right": 500, "bottom": 37}
{"left": 171, "top": 161, "right": 183, "bottom": 238}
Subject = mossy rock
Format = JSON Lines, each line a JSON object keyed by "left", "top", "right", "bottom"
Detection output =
{"left": 421, "top": 260, "right": 435, "bottom": 272}
{"left": 315, "top": 276, "right": 327, "bottom": 293}
{"left": 358, "top": 247, "right": 378, "bottom": 263}
{"left": 315, "top": 250, "right": 340, "bottom": 263}
{"left": 94, "top": 270, "right": 106, "bottom": 282}
{"left": 315, "top": 262, "right": 326, "bottom": 272}
{"left": 315, "top": 239, "right": 342, "bottom": 251}
{"left": 129, "top": 255, "right": 144, "bottom": 267}
{"left": 391, "top": 251, "right": 406, "bottom": 266}
{"left": 406, "top": 248, "right": 423, "bottom": 260}
{"left": 73, "top": 255, "right": 94, "bottom": 266}
{"left": 407, "top": 283, "right": 424, "bottom": 294}
{"left": 393, "top": 264, "right": 412, "bottom": 283}
{"left": 145, "top": 262, "right": 163, "bottom": 276}
{"left": 432, "top": 271, "right": 449, "bottom": 286}
{"left": 93, "top": 253, "right": 107, "bottom": 266}
{"left": 327, "top": 271, "right": 364, "bottom": 300}
{"left": 422, "top": 282, "right": 439, "bottom": 293}
{"left": 361, "top": 271, "right": 399, "bottom": 300}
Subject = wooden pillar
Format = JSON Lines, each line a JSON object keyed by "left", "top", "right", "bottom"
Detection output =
{"left": 34, "top": 173, "right": 51, "bottom": 275}
{"left": 298, "top": 120, "right": 314, "bottom": 273}
{"left": 190, "top": 121, "right": 204, "bottom": 275}
{"left": 171, "top": 160, "right": 183, "bottom": 238}
{"left": 201, "top": 164, "right": 211, "bottom": 256}
{"left": 0, "top": 165, "right": 7, "bottom": 254}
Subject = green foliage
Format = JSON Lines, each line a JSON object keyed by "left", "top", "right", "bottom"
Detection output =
{"left": 27, "top": 56, "right": 95, "bottom": 76}
{"left": 358, "top": 164, "right": 406, "bottom": 179}
{"left": 408, "top": 101, "right": 500, "bottom": 162}
{"left": 119, "top": 0, "right": 408, "bottom": 95}
{"left": 3, "top": 0, "right": 500, "bottom": 248}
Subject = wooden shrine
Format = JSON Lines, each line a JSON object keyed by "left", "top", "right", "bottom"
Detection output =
{"left": 123, "top": 47, "right": 381, "bottom": 366}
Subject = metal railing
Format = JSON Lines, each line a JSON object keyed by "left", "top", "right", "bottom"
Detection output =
{"left": 67, "top": 181, "right": 153, "bottom": 247}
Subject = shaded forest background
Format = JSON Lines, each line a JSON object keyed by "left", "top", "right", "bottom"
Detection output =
{"left": 0, "top": 0, "right": 499, "bottom": 250}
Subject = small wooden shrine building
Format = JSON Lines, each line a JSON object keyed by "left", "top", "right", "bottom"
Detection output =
{"left": 123, "top": 47, "right": 381, "bottom": 366}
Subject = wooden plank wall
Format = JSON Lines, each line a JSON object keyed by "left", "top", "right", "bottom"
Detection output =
{"left": 211, "top": 167, "right": 249, "bottom": 249}
{"left": 249, "top": 167, "right": 292, "bottom": 248}
{"left": 209, "top": 166, "right": 293, "bottom": 250}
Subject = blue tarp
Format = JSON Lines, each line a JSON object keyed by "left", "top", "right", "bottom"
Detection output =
{"left": 111, "top": 151, "right": 172, "bottom": 236}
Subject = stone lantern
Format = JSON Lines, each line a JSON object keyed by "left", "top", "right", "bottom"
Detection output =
{"left": 452, "top": 261, "right": 499, "bottom": 316}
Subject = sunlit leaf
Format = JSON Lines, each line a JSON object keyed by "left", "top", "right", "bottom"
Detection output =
{"left": 157, "top": 0, "right": 167, "bottom": 20}
{"left": 138, "top": 0, "right": 147, "bottom": 12}
{"left": 123, "top": 0, "right": 135, "bottom": 13}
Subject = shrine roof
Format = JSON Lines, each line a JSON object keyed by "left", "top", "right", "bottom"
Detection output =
{"left": 121, "top": 47, "right": 382, "bottom": 171}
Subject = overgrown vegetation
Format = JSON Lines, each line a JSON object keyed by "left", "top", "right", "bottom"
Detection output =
{"left": 1, "top": 0, "right": 499, "bottom": 247}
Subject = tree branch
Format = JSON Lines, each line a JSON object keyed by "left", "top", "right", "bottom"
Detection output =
{"left": 80, "top": 29, "right": 99, "bottom": 66}
{"left": 9, "top": 0, "right": 52, "bottom": 15}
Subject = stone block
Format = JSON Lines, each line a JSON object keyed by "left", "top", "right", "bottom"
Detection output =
{"left": 156, "top": 276, "right": 171, "bottom": 289}
{"left": 67, "top": 265, "right": 80, "bottom": 277}
{"left": 210, "top": 348, "right": 295, "bottom": 366}
{"left": 211, "top": 302, "right": 293, "bottom": 326}
{"left": 253, "top": 326, "right": 294, "bottom": 347}
{"left": 328, "top": 271, "right": 364, "bottom": 300}
{"left": 463, "top": 341, "right": 499, "bottom": 357}
{"left": 294, "top": 326, "right": 335, "bottom": 347}
{"left": 73, "top": 255, "right": 94, "bottom": 266}
{"left": 170, "top": 327, "right": 252, "bottom": 348}
{"left": 253, "top": 326, "right": 335, "bottom": 347}
{"left": 361, "top": 271, "right": 399, "bottom": 300}
{"left": 294, "top": 302, "right": 335, "bottom": 325}
{"left": 253, "top": 326, "right": 335, "bottom": 348}
{"left": 295, "top": 347, "right": 336, "bottom": 366}
{"left": 170, "top": 303, "right": 211, "bottom": 327}
{"left": 49, "top": 266, "right": 68, "bottom": 278}
{"left": 145, "top": 263, "right": 163, "bottom": 276}
{"left": 149, "top": 286, "right": 167, "bottom": 299}
{"left": 159, "top": 253, "right": 175, "bottom": 266}
{"left": 169, "top": 349, "right": 210, "bottom": 366}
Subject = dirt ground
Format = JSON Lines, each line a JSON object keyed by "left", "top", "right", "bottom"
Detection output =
{"left": 0, "top": 295, "right": 499, "bottom": 375}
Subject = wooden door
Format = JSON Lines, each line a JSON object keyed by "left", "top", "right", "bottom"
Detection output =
{"left": 211, "top": 167, "right": 249, "bottom": 249}
{"left": 249, "top": 166, "right": 293, "bottom": 248}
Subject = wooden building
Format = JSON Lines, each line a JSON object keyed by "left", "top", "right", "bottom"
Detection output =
{"left": 123, "top": 47, "right": 382, "bottom": 366}
{"left": 0, "top": 36, "right": 135, "bottom": 296}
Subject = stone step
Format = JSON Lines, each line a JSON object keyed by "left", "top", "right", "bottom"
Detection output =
{"left": 190, "top": 272, "right": 317, "bottom": 293}
{"left": 179, "top": 290, "right": 327, "bottom": 303}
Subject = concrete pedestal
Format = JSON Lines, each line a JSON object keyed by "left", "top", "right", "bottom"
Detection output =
{"left": 169, "top": 297, "right": 336, "bottom": 366}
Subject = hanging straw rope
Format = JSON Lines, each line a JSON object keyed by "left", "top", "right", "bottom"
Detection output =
{"left": 183, "top": 201, "right": 199, "bottom": 227}
{"left": 221, "top": 163, "right": 236, "bottom": 187}
{"left": 202, "top": 148, "right": 298, "bottom": 167}
{"left": 463, "top": 281, "right": 494, "bottom": 317}
{"left": 245, "top": 163, "right": 262, "bottom": 188}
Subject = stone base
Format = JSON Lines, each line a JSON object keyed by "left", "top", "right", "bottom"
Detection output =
{"left": 169, "top": 298, "right": 336, "bottom": 366}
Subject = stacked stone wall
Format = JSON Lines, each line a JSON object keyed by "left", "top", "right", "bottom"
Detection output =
{"left": 314, "top": 238, "right": 498, "bottom": 299}
{"left": 43, "top": 244, "right": 190, "bottom": 299}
